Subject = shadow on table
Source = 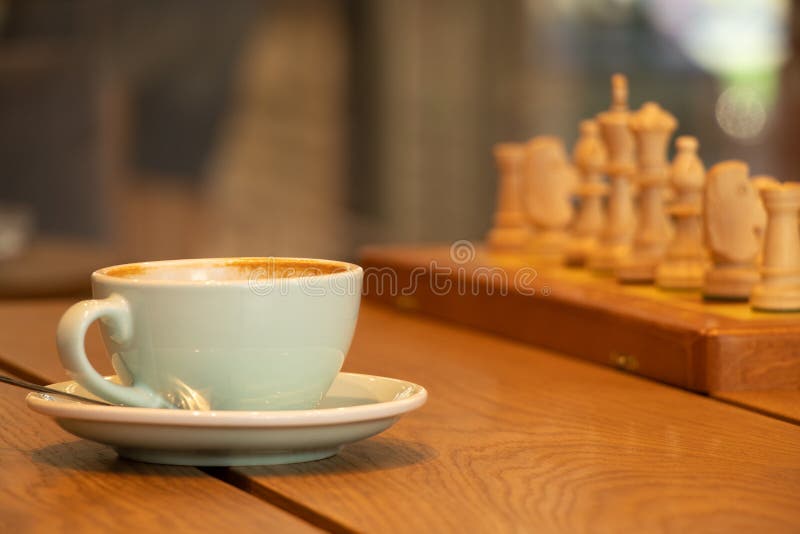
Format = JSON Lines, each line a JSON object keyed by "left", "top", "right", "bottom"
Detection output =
{"left": 30, "top": 440, "right": 210, "bottom": 477}
{"left": 31, "top": 436, "right": 436, "bottom": 476}
{"left": 218, "top": 436, "right": 438, "bottom": 478}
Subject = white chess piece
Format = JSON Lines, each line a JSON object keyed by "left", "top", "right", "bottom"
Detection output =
{"left": 656, "top": 136, "right": 708, "bottom": 289}
{"left": 588, "top": 74, "right": 637, "bottom": 273}
{"left": 751, "top": 175, "right": 780, "bottom": 266}
{"left": 487, "top": 143, "right": 531, "bottom": 252}
{"left": 703, "top": 161, "right": 766, "bottom": 300}
{"left": 523, "top": 136, "right": 575, "bottom": 263}
{"left": 617, "top": 102, "right": 677, "bottom": 283}
{"left": 750, "top": 181, "right": 800, "bottom": 311}
{"left": 565, "top": 120, "right": 608, "bottom": 266}
{"left": 752, "top": 175, "right": 779, "bottom": 193}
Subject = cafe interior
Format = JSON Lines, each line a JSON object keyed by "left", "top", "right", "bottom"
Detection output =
{"left": 0, "top": 0, "right": 798, "bottom": 532}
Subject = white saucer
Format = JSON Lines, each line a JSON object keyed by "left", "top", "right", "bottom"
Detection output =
{"left": 26, "top": 372, "right": 427, "bottom": 466}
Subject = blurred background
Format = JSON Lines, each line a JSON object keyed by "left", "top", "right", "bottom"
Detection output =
{"left": 0, "top": 0, "right": 796, "bottom": 296}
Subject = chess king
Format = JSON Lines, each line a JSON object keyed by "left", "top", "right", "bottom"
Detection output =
{"left": 616, "top": 101, "right": 677, "bottom": 283}
{"left": 588, "top": 74, "right": 637, "bottom": 273}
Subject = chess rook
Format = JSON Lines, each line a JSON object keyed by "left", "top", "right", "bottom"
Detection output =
{"left": 616, "top": 102, "right": 677, "bottom": 283}
{"left": 487, "top": 143, "right": 531, "bottom": 252}
{"left": 751, "top": 175, "right": 780, "bottom": 266}
{"left": 588, "top": 74, "right": 637, "bottom": 273}
{"left": 565, "top": 120, "right": 609, "bottom": 267}
{"left": 703, "top": 161, "right": 766, "bottom": 300}
{"left": 523, "top": 136, "right": 576, "bottom": 263}
{"left": 752, "top": 175, "right": 780, "bottom": 193}
{"left": 750, "top": 182, "right": 800, "bottom": 312}
{"left": 656, "top": 136, "right": 708, "bottom": 289}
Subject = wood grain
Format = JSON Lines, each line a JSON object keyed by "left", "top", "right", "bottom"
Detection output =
{"left": 226, "top": 304, "right": 800, "bottom": 533}
{"left": 0, "top": 299, "right": 111, "bottom": 383}
{"left": 3, "top": 299, "right": 800, "bottom": 532}
{"left": 360, "top": 244, "right": 800, "bottom": 391}
{"left": 0, "top": 374, "right": 318, "bottom": 533}
{"left": 0, "top": 238, "right": 122, "bottom": 298}
{"left": 713, "top": 390, "right": 800, "bottom": 425}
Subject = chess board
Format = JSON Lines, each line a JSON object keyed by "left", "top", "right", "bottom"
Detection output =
{"left": 360, "top": 244, "right": 800, "bottom": 392}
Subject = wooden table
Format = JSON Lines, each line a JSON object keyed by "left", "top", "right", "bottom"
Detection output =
{"left": 1, "top": 300, "right": 799, "bottom": 532}
{"left": 0, "top": 238, "right": 122, "bottom": 298}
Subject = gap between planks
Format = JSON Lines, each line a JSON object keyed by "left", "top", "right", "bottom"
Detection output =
{"left": 201, "top": 467, "right": 357, "bottom": 534}
{"left": 710, "top": 394, "right": 800, "bottom": 426}
{"left": 0, "top": 358, "right": 343, "bottom": 533}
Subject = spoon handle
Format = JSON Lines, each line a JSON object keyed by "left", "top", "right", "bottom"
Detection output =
{"left": 0, "top": 375, "right": 113, "bottom": 406}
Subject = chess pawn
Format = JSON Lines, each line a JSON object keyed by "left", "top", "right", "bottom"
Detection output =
{"left": 656, "top": 136, "right": 708, "bottom": 289}
{"left": 565, "top": 120, "right": 609, "bottom": 266}
{"left": 487, "top": 143, "right": 531, "bottom": 252}
{"left": 588, "top": 73, "right": 637, "bottom": 273}
{"left": 616, "top": 102, "right": 677, "bottom": 282}
{"left": 750, "top": 182, "right": 800, "bottom": 311}
{"left": 703, "top": 161, "right": 767, "bottom": 300}
{"left": 523, "top": 135, "right": 575, "bottom": 263}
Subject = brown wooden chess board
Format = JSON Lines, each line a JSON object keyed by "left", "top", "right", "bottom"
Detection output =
{"left": 360, "top": 244, "right": 800, "bottom": 392}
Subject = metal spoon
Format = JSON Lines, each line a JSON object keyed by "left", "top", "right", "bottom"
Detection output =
{"left": 0, "top": 374, "right": 113, "bottom": 406}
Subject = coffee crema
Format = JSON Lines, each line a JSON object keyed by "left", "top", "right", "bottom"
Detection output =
{"left": 101, "top": 258, "right": 352, "bottom": 282}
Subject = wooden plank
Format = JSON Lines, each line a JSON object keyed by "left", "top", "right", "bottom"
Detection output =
{"left": 0, "top": 299, "right": 112, "bottom": 383}
{"left": 4, "top": 300, "right": 800, "bottom": 531}
{"left": 0, "top": 300, "right": 371, "bottom": 531}
{"left": 0, "top": 372, "right": 319, "bottom": 533}
{"left": 713, "top": 390, "right": 800, "bottom": 425}
{"left": 221, "top": 303, "right": 800, "bottom": 533}
{"left": 0, "top": 239, "right": 122, "bottom": 298}
{"left": 359, "top": 244, "right": 800, "bottom": 391}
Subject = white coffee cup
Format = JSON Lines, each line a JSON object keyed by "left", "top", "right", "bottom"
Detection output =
{"left": 57, "top": 257, "right": 363, "bottom": 410}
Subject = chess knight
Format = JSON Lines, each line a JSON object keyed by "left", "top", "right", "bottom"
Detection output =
{"left": 703, "top": 161, "right": 766, "bottom": 300}
{"left": 523, "top": 136, "right": 577, "bottom": 263}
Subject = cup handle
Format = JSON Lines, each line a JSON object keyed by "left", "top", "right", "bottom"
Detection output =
{"left": 57, "top": 294, "right": 169, "bottom": 408}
